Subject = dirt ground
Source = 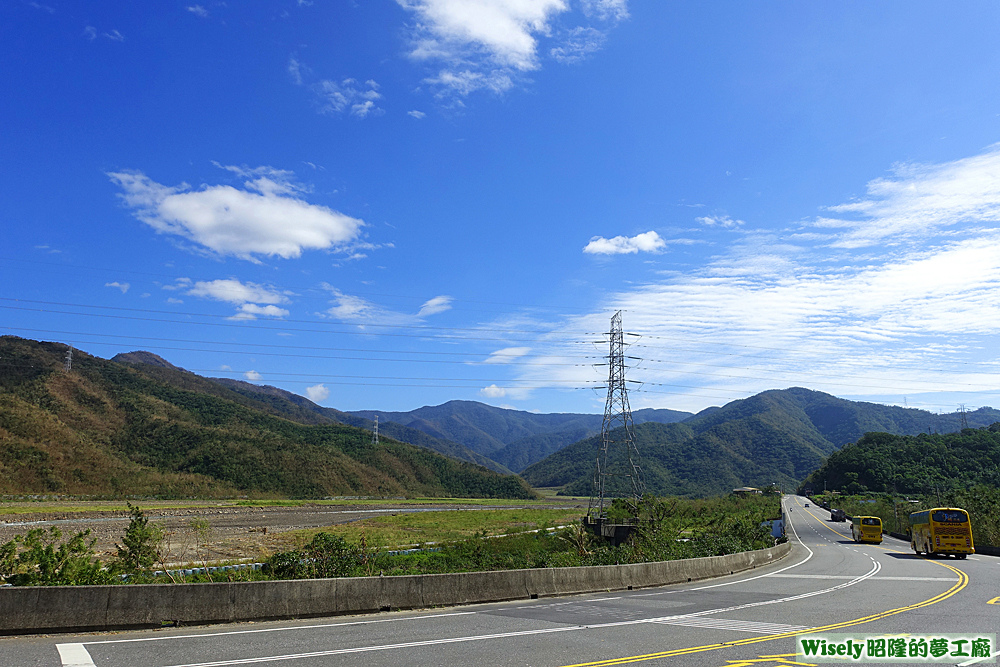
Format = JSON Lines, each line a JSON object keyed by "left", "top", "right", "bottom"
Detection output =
{"left": 0, "top": 499, "right": 581, "bottom": 566}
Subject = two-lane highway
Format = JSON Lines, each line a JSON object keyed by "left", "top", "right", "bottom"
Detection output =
{"left": 3, "top": 495, "right": 998, "bottom": 666}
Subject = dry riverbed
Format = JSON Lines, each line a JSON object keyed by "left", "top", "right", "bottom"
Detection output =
{"left": 0, "top": 499, "right": 584, "bottom": 566}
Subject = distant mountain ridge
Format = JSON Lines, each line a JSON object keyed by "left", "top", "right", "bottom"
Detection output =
{"left": 350, "top": 401, "right": 692, "bottom": 472}
{"left": 521, "top": 388, "right": 1000, "bottom": 497}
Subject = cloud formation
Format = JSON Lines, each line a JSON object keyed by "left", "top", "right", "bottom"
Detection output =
{"left": 182, "top": 278, "right": 291, "bottom": 320}
{"left": 480, "top": 384, "right": 507, "bottom": 398}
{"left": 398, "top": 0, "right": 628, "bottom": 97}
{"left": 817, "top": 146, "right": 1000, "bottom": 248}
{"left": 417, "top": 295, "right": 453, "bottom": 317}
{"left": 583, "top": 231, "right": 667, "bottom": 255}
{"left": 484, "top": 347, "right": 531, "bottom": 363}
{"left": 322, "top": 286, "right": 453, "bottom": 325}
{"left": 306, "top": 384, "right": 330, "bottom": 402}
{"left": 108, "top": 166, "right": 364, "bottom": 260}
{"left": 314, "top": 78, "right": 383, "bottom": 118}
{"left": 697, "top": 214, "right": 744, "bottom": 229}
{"left": 244, "top": 370, "right": 262, "bottom": 381}
{"left": 104, "top": 281, "right": 130, "bottom": 293}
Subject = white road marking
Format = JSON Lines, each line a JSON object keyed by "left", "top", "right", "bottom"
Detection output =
{"left": 83, "top": 611, "right": 478, "bottom": 645}
{"left": 766, "top": 574, "right": 958, "bottom": 582}
{"left": 56, "top": 643, "right": 96, "bottom": 667}
{"left": 654, "top": 617, "right": 809, "bottom": 635}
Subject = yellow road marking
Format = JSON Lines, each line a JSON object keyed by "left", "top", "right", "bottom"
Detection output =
{"left": 559, "top": 513, "right": 970, "bottom": 667}
{"left": 988, "top": 596, "right": 1000, "bottom": 605}
{"left": 722, "top": 655, "right": 818, "bottom": 666}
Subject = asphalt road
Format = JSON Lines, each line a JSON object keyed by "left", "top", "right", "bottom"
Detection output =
{"left": 3, "top": 495, "right": 998, "bottom": 666}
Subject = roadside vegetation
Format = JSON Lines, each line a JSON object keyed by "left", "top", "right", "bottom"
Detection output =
{"left": 0, "top": 493, "right": 781, "bottom": 585}
{"left": 809, "top": 487, "right": 1000, "bottom": 548}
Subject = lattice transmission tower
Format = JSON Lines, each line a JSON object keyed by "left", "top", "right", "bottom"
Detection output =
{"left": 588, "top": 311, "right": 644, "bottom": 520}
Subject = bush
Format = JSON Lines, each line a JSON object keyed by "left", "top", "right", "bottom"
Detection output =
{"left": 0, "top": 527, "right": 112, "bottom": 586}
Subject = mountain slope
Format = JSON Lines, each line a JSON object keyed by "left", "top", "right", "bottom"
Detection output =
{"left": 351, "top": 401, "right": 691, "bottom": 472}
{"left": 0, "top": 337, "right": 534, "bottom": 499}
{"left": 208, "top": 378, "right": 511, "bottom": 474}
{"left": 522, "top": 387, "right": 1000, "bottom": 497}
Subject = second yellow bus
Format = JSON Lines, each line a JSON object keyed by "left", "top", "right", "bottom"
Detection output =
{"left": 851, "top": 516, "right": 883, "bottom": 544}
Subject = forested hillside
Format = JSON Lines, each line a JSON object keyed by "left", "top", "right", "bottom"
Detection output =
{"left": 0, "top": 337, "right": 534, "bottom": 499}
{"left": 209, "top": 378, "right": 511, "bottom": 474}
{"left": 801, "top": 424, "right": 1000, "bottom": 495}
{"left": 522, "top": 388, "right": 1000, "bottom": 497}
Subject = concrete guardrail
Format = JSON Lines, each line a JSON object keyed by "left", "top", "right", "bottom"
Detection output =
{"left": 0, "top": 542, "right": 790, "bottom": 635}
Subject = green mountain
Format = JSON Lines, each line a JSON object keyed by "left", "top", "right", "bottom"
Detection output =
{"left": 350, "top": 402, "right": 691, "bottom": 472}
{"left": 208, "top": 378, "right": 512, "bottom": 474}
{"left": 801, "top": 424, "right": 1000, "bottom": 495}
{"left": 522, "top": 387, "right": 1000, "bottom": 497}
{"left": 0, "top": 337, "right": 534, "bottom": 499}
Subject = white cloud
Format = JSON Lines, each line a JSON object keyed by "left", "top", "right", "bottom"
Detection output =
{"left": 187, "top": 5, "right": 209, "bottom": 17}
{"left": 417, "top": 295, "right": 453, "bottom": 317}
{"left": 580, "top": 0, "right": 629, "bottom": 21}
{"left": 321, "top": 286, "right": 453, "bottom": 325}
{"left": 83, "top": 26, "right": 97, "bottom": 40}
{"left": 108, "top": 166, "right": 364, "bottom": 260}
{"left": 305, "top": 384, "right": 330, "bottom": 402}
{"left": 187, "top": 278, "right": 289, "bottom": 305}
{"left": 583, "top": 231, "right": 667, "bottom": 255}
{"left": 314, "top": 78, "right": 383, "bottom": 117}
{"left": 408, "top": 110, "right": 427, "bottom": 119}
{"left": 103, "top": 29, "right": 124, "bottom": 42}
{"left": 288, "top": 58, "right": 304, "bottom": 85}
{"left": 229, "top": 304, "right": 291, "bottom": 320}
{"left": 484, "top": 347, "right": 531, "bottom": 363}
{"left": 105, "top": 281, "right": 130, "bottom": 293}
{"left": 697, "top": 214, "right": 745, "bottom": 229}
{"left": 185, "top": 278, "right": 290, "bottom": 320}
{"left": 166, "top": 297, "right": 183, "bottom": 304}
{"left": 818, "top": 145, "right": 1000, "bottom": 248}
{"left": 550, "top": 27, "right": 605, "bottom": 64}
{"left": 219, "top": 364, "right": 232, "bottom": 371}
{"left": 244, "top": 370, "right": 262, "bottom": 381}
{"left": 480, "top": 384, "right": 507, "bottom": 398}
{"left": 398, "top": 0, "right": 625, "bottom": 98}
{"left": 399, "top": 0, "right": 569, "bottom": 70}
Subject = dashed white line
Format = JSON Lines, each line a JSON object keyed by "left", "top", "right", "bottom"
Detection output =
{"left": 57, "top": 643, "right": 95, "bottom": 667}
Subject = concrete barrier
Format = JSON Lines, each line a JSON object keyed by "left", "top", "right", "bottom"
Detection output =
{"left": 0, "top": 542, "right": 790, "bottom": 635}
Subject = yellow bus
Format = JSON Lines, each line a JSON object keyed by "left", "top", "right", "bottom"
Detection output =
{"left": 909, "top": 507, "right": 973, "bottom": 559}
{"left": 851, "top": 516, "right": 883, "bottom": 544}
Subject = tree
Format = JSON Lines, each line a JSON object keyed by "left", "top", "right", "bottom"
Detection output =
{"left": 111, "top": 503, "right": 163, "bottom": 573}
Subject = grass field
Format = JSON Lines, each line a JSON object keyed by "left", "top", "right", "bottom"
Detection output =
{"left": 268, "top": 508, "right": 587, "bottom": 551}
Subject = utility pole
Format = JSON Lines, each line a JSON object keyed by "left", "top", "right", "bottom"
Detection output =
{"left": 371, "top": 415, "right": 379, "bottom": 446}
{"left": 588, "top": 311, "right": 644, "bottom": 520}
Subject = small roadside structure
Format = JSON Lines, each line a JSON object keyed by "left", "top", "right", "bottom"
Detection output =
{"left": 733, "top": 487, "right": 762, "bottom": 496}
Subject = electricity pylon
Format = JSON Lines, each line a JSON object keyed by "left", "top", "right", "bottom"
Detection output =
{"left": 588, "top": 311, "right": 644, "bottom": 520}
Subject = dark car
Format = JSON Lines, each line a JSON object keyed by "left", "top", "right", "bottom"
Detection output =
{"left": 830, "top": 508, "right": 847, "bottom": 522}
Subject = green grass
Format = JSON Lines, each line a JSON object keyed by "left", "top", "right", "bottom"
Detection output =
{"left": 269, "top": 508, "right": 586, "bottom": 551}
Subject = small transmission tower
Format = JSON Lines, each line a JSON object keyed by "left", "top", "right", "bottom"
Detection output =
{"left": 959, "top": 404, "right": 969, "bottom": 430}
{"left": 588, "top": 311, "right": 644, "bottom": 522}
{"left": 63, "top": 347, "right": 73, "bottom": 372}
{"left": 372, "top": 415, "right": 379, "bottom": 446}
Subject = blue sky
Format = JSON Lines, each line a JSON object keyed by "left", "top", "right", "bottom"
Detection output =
{"left": 4, "top": 1, "right": 1000, "bottom": 415}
